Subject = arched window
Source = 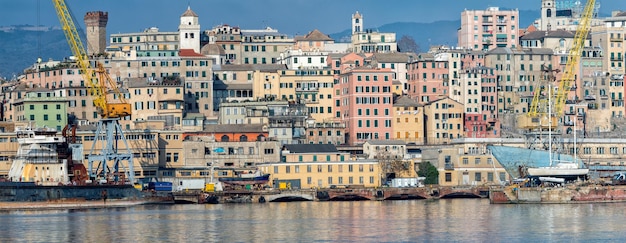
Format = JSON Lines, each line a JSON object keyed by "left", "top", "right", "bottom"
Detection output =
{"left": 546, "top": 9, "right": 552, "bottom": 18}
{"left": 256, "top": 135, "right": 266, "bottom": 141}
{"left": 559, "top": 38, "right": 566, "bottom": 48}
{"left": 240, "top": 135, "right": 248, "bottom": 142}
{"left": 221, "top": 135, "right": 229, "bottom": 142}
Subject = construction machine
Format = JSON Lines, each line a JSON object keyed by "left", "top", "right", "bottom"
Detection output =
{"left": 52, "top": 0, "right": 134, "bottom": 183}
{"left": 518, "top": 0, "right": 595, "bottom": 134}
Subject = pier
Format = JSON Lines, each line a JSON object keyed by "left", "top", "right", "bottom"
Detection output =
{"left": 172, "top": 186, "right": 495, "bottom": 203}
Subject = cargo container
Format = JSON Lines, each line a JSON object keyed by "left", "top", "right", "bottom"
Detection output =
{"left": 176, "top": 179, "right": 205, "bottom": 191}
{"left": 148, "top": 182, "right": 173, "bottom": 192}
{"left": 274, "top": 179, "right": 301, "bottom": 190}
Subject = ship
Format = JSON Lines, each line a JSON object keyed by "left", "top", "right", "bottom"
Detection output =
{"left": 488, "top": 145, "right": 588, "bottom": 181}
{"left": 218, "top": 171, "right": 270, "bottom": 186}
{"left": 0, "top": 125, "right": 169, "bottom": 204}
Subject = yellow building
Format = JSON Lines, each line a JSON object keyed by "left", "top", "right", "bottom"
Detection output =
{"left": 258, "top": 144, "right": 381, "bottom": 189}
{"left": 252, "top": 69, "right": 335, "bottom": 122}
{"left": 392, "top": 96, "right": 424, "bottom": 144}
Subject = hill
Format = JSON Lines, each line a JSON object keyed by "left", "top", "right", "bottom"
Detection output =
{"left": 0, "top": 27, "right": 69, "bottom": 80}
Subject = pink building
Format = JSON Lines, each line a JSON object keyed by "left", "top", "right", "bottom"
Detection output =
{"left": 336, "top": 67, "right": 394, "bottom": 145}
{"left": 458, "top": 7, "right": 519, "bottom": 51}
{"left": 407, "top": 56, "right": 449, "bottom": 104}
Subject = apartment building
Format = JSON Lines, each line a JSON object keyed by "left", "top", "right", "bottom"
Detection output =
{"left": 392, "top": 96, "right": 424, "bottom": 144}
{"left": 258, "top": 144, "right": 381, "bottom": 189}
{"left": 11, "top": 87, "right": 67, "bottom": 131}
{"left": 458, "top": 7, "right": 519, "bottom": 51}
{"left": 126, "top": 77, "right": 185, "bottom": 130}
{"left": 423, "top": 97, "right": 465, "bottom": 144}
{"left": 336, "top": 67, "right": 395, "bottom": 145}
{"left": 366, "top": 52, "right": 414, "bottom": 94}
{"left": 485, "top": 47, "right": 556, "bottom": 115}
{"left": 279, "top": 49, "right": 329, "bottom": 70}
{"left": 182, "top": 131, "right": 281, "bottom": 169}
{"left": 591, "top": 12, "right": 626, "bottom": 119}
{"left": 460, "top": 66, "right": 499, "bottom": 138}
{"left": 407, "top": 53, "right": 450, "bottom": 103}
{"left": 252, "top": 68, "right": 335, "bottom": 123}
{"left": 431, "top": 142, "right": 509, "bottom": 186}
{"left": 294, "top": 29, "right": 335, "bottom": 52}
{"left": 212, "top": 64, "right": 284, "bottom": 113}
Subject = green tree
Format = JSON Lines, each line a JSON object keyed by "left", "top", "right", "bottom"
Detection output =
{"left": 417, "top": 161, "right": 439, "bottom": 185}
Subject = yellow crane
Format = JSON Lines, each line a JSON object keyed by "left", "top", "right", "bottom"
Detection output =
{"left": 527, "top": 0, "right": 595, "bottom": 119}
{"left": 52, "top": 0, "right": 134, "bottom": 183}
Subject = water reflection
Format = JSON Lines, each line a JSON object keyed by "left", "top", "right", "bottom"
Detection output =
{"left": 1, "top": 200, "right": 625, "bottom": 242}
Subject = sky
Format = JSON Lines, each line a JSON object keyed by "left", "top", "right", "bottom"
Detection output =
{"left": 2, "top": 0, "right": 626, "bottom": 35}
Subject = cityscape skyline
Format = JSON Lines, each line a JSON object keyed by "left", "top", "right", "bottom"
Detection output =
{"left": 3, "top": 0, "right": 626, "bottom": 36}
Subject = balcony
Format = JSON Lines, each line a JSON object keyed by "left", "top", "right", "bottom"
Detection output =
{"left": 444, "top": 163, "right": 454, "bottom": 170}
{"left": 610, "top": 56, "right": 624, "bottom": 61}
{"left": 295, "top": 87, "right": 319, "bottom": 92}
{"left": 610, "top": 37, "right": 623, "bottom": 42}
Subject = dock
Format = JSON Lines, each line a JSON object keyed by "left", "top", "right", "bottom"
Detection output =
{"left": 172, "top": 186, "right": 495, "bottom": 204}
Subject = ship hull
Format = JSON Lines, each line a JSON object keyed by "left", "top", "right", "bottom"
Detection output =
{"left": 488, "top": 145, "right": 577, "bottom": 178}
{"left": 218, "top": 174, "right": 270, "bottom": 185}
{"left": 0, "top": 182, "right": 144, "bottom": 202}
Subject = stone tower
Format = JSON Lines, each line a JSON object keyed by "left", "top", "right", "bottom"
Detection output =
{"left": 179, "top": 6, "right": 200, "bottom": 53}
{"left": 84, "top": 11, "right": 108, "bottom": 56}
{"left": 352, "top": 11, "right": 363, "bottom": 34}
{"left": 541, "top": 0, "right": 557, "bottom": 31}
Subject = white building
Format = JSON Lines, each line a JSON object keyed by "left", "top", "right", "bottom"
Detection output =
{"left": 279, "top": 49, "right": 329, "bottom": 70}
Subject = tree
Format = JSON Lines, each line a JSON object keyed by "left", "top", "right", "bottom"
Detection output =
{"left": 417, "top": 161, "right": 439, "bottom": 185}
{"left": 397, "top": 35, "right": 420, "bottom": 53}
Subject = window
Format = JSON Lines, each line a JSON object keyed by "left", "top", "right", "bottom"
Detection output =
{"left": 474, "top": 172, "right": 482, "bottom": 182}
{"left": 445, "top": 173, "right": 452, "bottom": 182}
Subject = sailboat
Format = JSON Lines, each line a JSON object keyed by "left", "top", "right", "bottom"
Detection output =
{"left": 520, "top": 85, "right": 589, "bottom": 181}
{"left": 489, "top": 85, "right": 589, "bottom": 182}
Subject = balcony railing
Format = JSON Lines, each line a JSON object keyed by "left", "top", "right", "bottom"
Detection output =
{"left": 444, "top": 163, "right": 454, "bottom": 170}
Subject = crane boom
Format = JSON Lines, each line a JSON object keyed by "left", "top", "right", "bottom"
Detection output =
{"left": 52, "top": 0, "right": 134, "bottom": 184}
{"left": 52, "top": 0, "right": 130, "bottom": 118}
{"left": 528, "top": 0, "right": 595, "bottom": 117}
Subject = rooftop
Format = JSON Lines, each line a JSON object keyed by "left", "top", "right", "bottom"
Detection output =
{"left": 283, "top": 144, "right": 339, "bottom": 153}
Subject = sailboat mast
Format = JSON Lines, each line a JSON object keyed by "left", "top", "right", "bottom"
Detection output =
{"left": 548, "top": 84, "right": 552, "bottom": 167}
{"left": 574, "top": 109, "right": 577, "bottom": 166}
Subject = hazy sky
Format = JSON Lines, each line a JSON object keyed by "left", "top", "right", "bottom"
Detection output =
{"left": 2, "top": 0, "right": 626, "bottom": 35}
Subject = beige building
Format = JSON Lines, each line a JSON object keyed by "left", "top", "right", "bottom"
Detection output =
{"left": 305, "top": 120, "right": 346, "bottom": 145}
{"left": 258, "top": 144, "right": 381, "bottom": 189}
{"left": 294, "top": 29, "right": 335, "bottom": 52}
{"left": 109, "top": 27, "right": 179, "bottom": 53}
{"left": 182, "top": 133, "right": 281, "bottom": 169}
{"left": 252, "top": 68, "right": 335, "bottom": 123}
{"left": 423, "top": 97, "right": 464, "bottom": 144}
{"left": 485, "top": 47, "right": 556, "bottom": 116}
{"left": 212, "top": 64, "right": 285, "bottom": 114}
{"left": 423, "top": 142, "right": 509, "bottom": 186}
{"left": 351, "top": 11, "right": 397, "bottom": 53}
{"left": 591, "top": 12, "right": 626, "bottom": 119}
{"left": 126, "top": 77, "right": 185, "bottom": 130}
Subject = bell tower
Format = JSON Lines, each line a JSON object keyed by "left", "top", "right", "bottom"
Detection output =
{"left": 352, "top": 11, "right": 363, "bottom": 34}
{"left": 541, "top": 0, "right": 557, "bottom": 31}
{"left": 179, "top": 6, "right": 200, "bottom": 53}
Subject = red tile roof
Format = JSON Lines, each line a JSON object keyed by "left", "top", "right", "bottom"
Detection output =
{"left": 179, "top": 49, "right": 204, "bottom": 57}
